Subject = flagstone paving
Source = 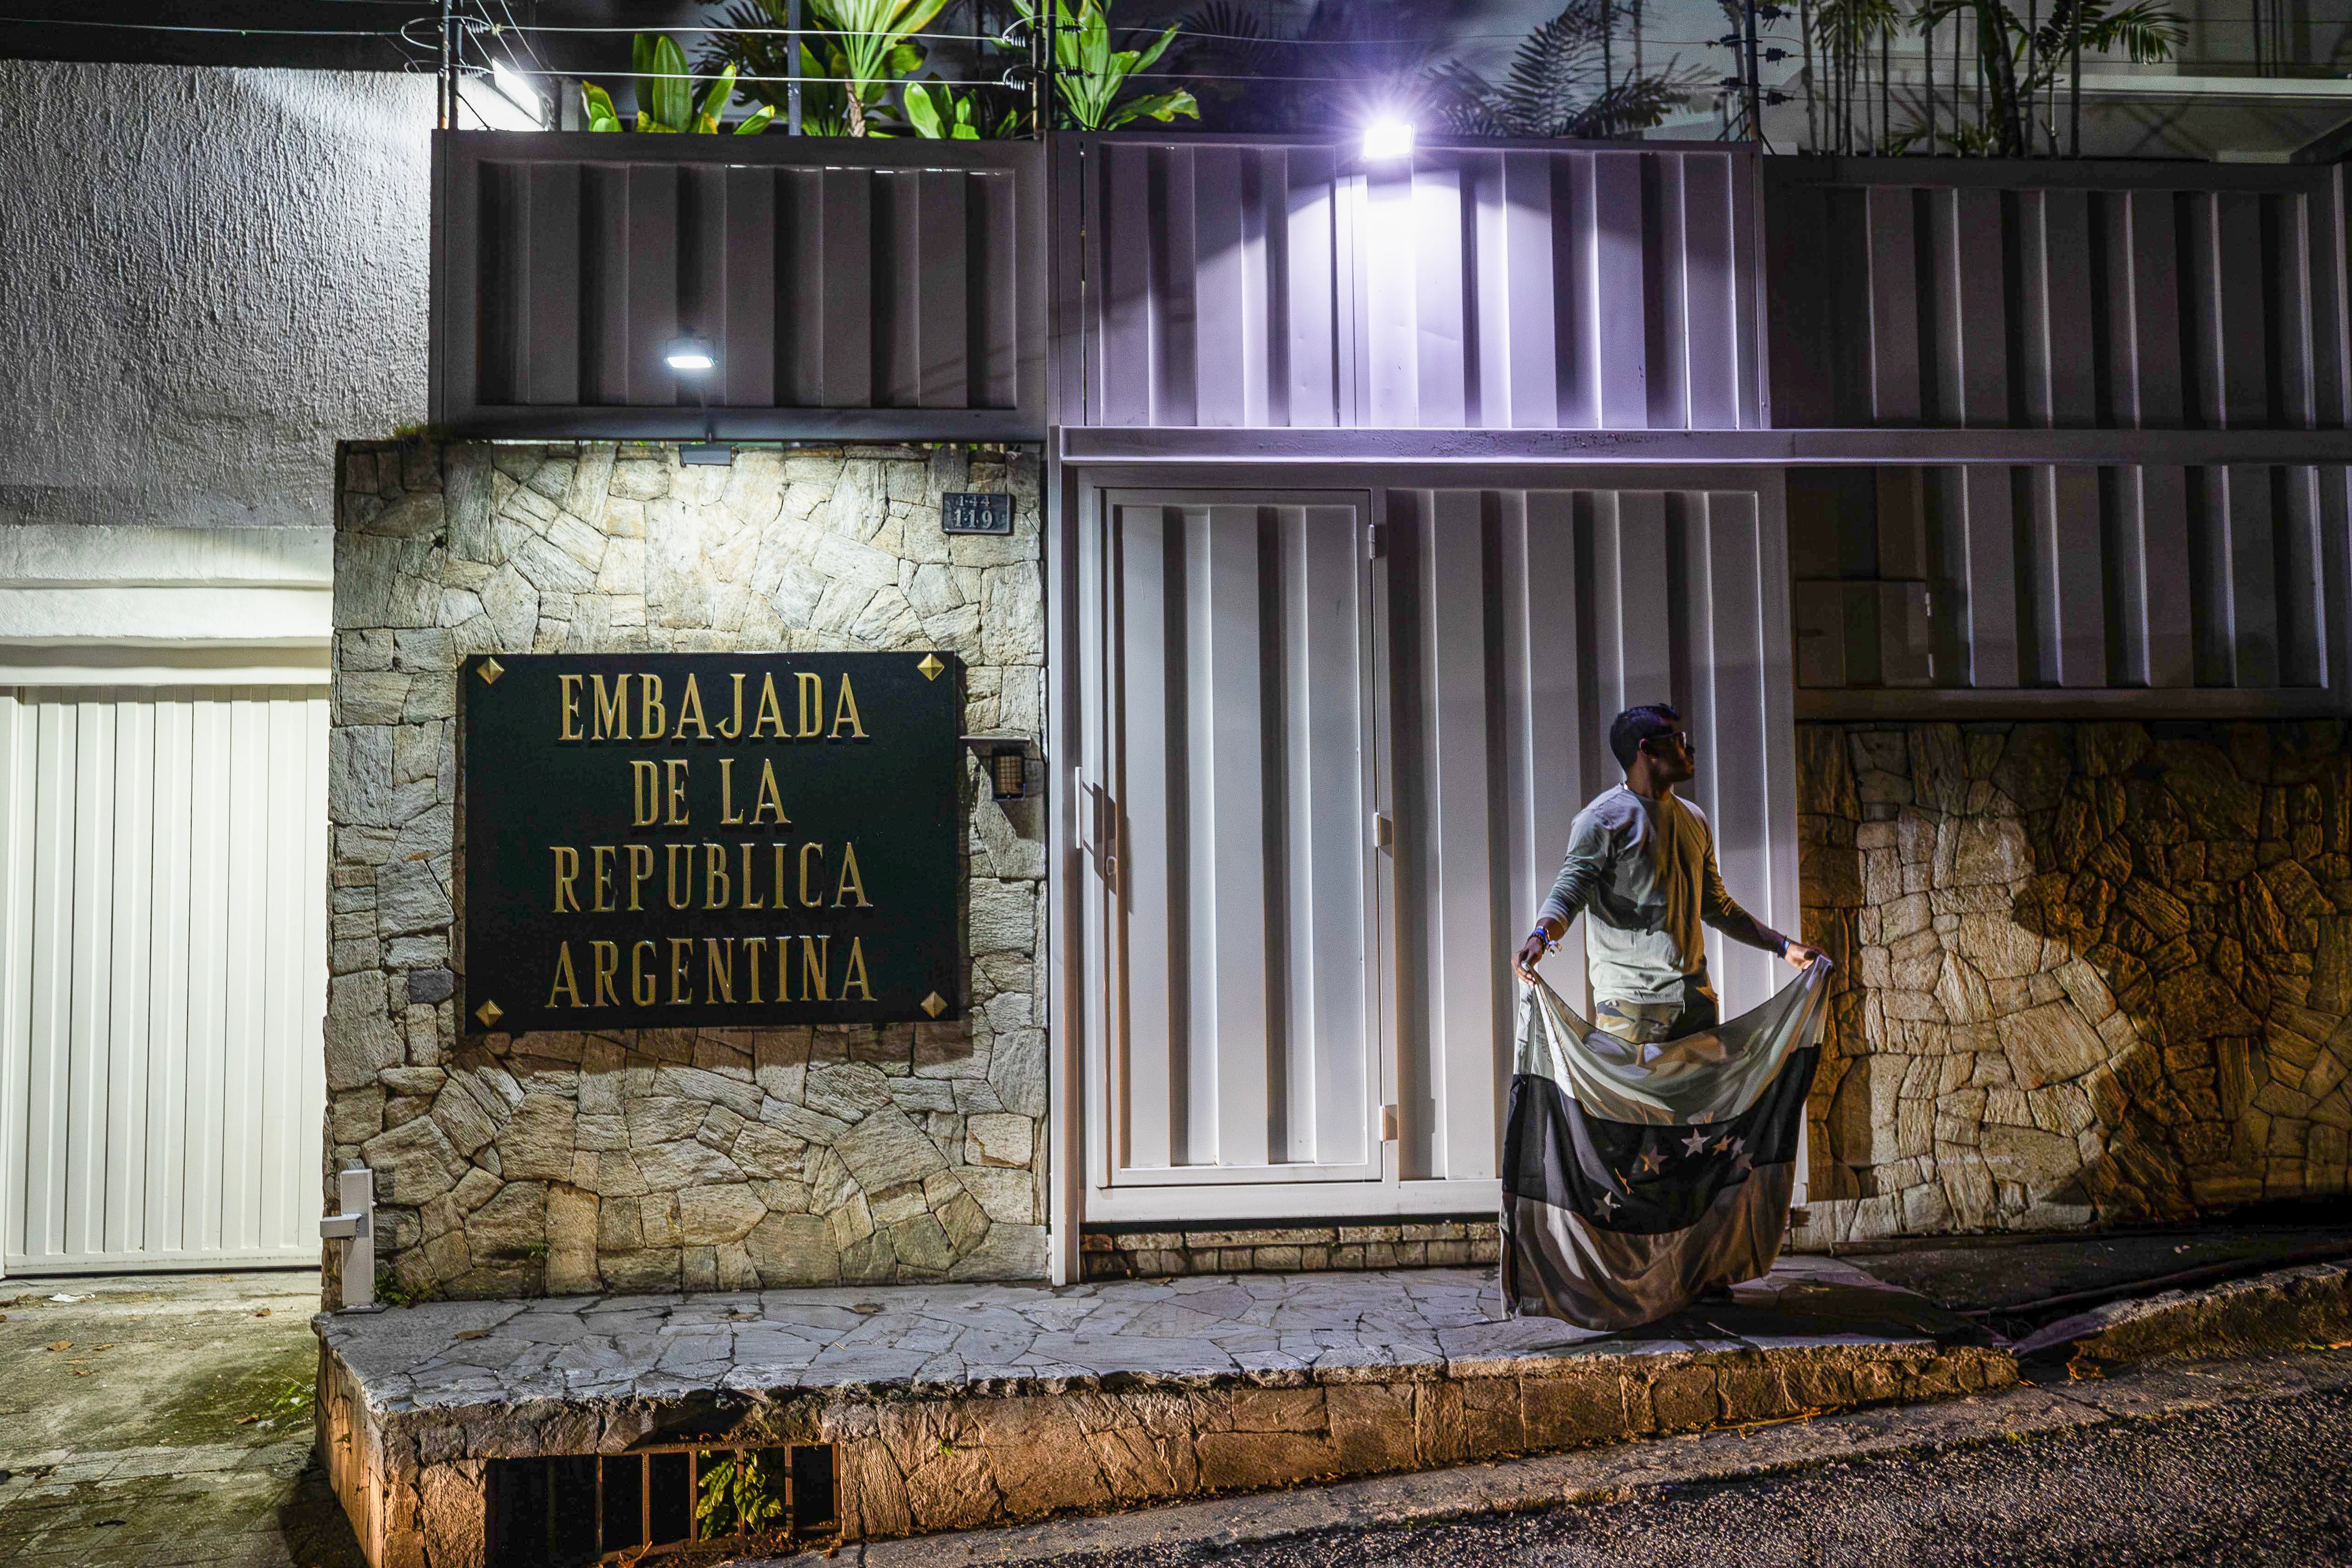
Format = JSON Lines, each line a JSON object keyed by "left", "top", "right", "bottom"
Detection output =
{"left": 319, "top": 1255, "right": 1973, "bottom": 1411}
{"left": 316, "top": 1257, "right": 2016, "bottom": 1561}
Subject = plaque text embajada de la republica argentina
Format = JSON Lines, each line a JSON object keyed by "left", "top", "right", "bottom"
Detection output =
{"left": 461, "top": 651, "right": 961, "bottom": 1031}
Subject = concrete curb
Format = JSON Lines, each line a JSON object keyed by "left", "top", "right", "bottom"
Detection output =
{"left": 2012, "top": 1260, "right": 2352, "bottom": 1362}
{"left": 752, "top": 1347, "right": 2352, "bottom": 1568}
{"left": 739, "top": 1259, "right": 2352, "bottom": 1568}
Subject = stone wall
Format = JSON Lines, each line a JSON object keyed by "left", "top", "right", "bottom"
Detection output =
{"left": 1795, "top": 720, "right": 2352, "bottom": 1246}
{"left": 326, "top": 438, "right": 1047, "bottom": 1300}
{"left": 1080, "top": 1221, "right": 1501, "bottom": 1281}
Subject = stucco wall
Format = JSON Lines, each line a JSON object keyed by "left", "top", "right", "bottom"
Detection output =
{"left": 326, "top": 438, "right": 1046, "bottom": 1300}
{"left": 0, "top": 62, "right": 429, "bottom": 534}
{"left": 1796, "top": 720, "right": 2352, "bottom": 1246}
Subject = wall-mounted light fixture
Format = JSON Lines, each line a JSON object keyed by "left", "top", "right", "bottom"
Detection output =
{"left": 1360, "top": 117, "right": 1415, "bottom": 162}
{"left": 665, "top": 331, "right": 729, "bottom": 460}
{"left": 665, "top": 332, "right": 717, "bottom": 372}
{"left": 961, "top": 735, "right": 1040, "bottom": 802}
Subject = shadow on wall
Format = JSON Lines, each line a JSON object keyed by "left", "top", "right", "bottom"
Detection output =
{"left": 1796, "top": 720, "right": 2352, "bottom": 1245}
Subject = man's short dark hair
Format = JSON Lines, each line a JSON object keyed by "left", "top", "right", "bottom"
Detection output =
{"left": 1610, "top": 704, "right": 1683, "bottom": 772}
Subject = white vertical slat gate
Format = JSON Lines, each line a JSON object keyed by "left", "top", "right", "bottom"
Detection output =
{"left": 1077, "top": 482, "right": 1800, "bottom": 1226}
{"left": 0, "top": 687, "right": 327, "bottom": 1274}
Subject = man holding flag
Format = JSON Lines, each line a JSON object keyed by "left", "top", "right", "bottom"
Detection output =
{"left": 1503, "top": 703, "right": 1831, "bottom": 1330}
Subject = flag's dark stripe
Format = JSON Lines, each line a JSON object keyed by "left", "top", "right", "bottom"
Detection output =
{"left": 1502, "top": 1047, "right": 1819, "bottom": 1235}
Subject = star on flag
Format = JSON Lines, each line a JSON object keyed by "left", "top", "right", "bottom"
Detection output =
{"left": 1682, "top": 1127, "right": 1711, "bottom": 1156}
{"left": 1638, "top": 1148, "right": 1666, "bottom": 1174}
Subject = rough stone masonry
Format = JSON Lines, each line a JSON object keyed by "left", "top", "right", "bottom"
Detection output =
{"left": 1796, "top": 720, "right": 2352, "bottom": 1247}
{"left": 326, "top": 439, "right": 1047, "bottom": 1301}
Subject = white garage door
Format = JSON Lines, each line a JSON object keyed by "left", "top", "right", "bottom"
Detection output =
{"left": 0, "top": 686, "right": 327, "bottom": 1274}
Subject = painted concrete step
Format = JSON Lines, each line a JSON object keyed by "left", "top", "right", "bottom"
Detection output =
{"left": 314, "top": 1257, "right": 2016, "bottom": 1568}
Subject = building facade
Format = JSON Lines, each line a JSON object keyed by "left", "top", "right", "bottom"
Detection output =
{"left": 3, "top": 62, "right": 2349, "bottom": 1293}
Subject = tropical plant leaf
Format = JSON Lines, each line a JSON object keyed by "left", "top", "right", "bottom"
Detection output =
{"left": 736, "top": 102, "right": 777, "bottom": 133}
{"left": 1103, "top": 88, "right": 1200, "bottom": 127}
{"left": 636, "top": 32, "right": 695, "bottom": 132}
{"left": 579, "top": 80, "right": 623, "bottom": 132}
{"left": 903, "top": 79, "right": 946, "bottom": 135}
{"left": 697, "top": 63, "right": 739, "bottom": 128}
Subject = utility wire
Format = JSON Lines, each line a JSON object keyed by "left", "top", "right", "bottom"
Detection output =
{"left": 0, "top": 14, "right": 405, "bottom": 35}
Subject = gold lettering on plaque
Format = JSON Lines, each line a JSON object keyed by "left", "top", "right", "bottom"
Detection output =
{"left": 799, "top": 843, "right": 826, "bottom": 909}
{"left": 591, "top": 940, "right": 620, "bottom": 1007}
{"left": 834, "top": 842, "right": 869, "bottom": 907}
{"left": 796, "top": 672, "right": 824, "bottom": 737}
{"left": 664, "top": 758, "right": 690, "bottom": 825}
{"left": 667, "top": 843, "right": 694, "bottom": 911}
{"left": 841, "top": 936, "right": 874, "bottom": 1001}
{"left": 752, "top": 760, "right": 790, "bottom": 825}
{"left": 668, "top": 936, "right": 694, "bottom": 1004}
{"left": 674, "top": 673, "right": 712, "bottom": 740}
{"left": 719, "top": 673, "right": 746, "bottom": 741}
{"left": 719, "top": 757, "right": 745, "bottom": 825}
{"left": 591, "top": 673, "right": 630, "bottom": 740}
{"left": 631, "top": 940, "right": 658, "bottom": 1006}
{"left": 705, "top": 937, "right": 736, "bottom": 1004}
{"left": 551, "top": 847, "right": 581, "bottom": 913}
{"left": 832, "top": 676, "right": 866, "bottom": 739}
{"left": 631, "top": 760, "right": 660, "bottom": 826}
{"left": 743, "top": 935, "right": 768, "bottom": 1004}
{"left": 590, "top": 845, "right": 616, "bottom": 912}
{"left": 704, "top": 843, "right": 731, "bottom": 910}
{"left": 627, "top": 843, "right": 653, "bottom": 911}
{"left": 558, "top": 674, "right": 585, "bottom": 741}
{"left": 547, "top": 942, "right": 584, "bottom": 1008}
{"left": 751, "top": 674, "right": 787, "bottom": 739}
{"left": 739, "top": 843, "right": 765, "bottom": 910}
{"left": 640, "top": 673, "right": 667, "bottom": 739}
{"left": 799, "top": 934, "right": 830, "bottom": 1002}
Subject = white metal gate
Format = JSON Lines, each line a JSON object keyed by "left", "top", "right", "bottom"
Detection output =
{"left": 0, "top": 687, "right": 328, "bottom": 1274}
{"left": 1076, "top": 482, "right": 1800, "bottom": 1226}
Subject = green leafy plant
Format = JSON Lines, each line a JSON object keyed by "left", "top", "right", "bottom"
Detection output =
{"left": 903, "top": 80, "right": 1017, "bottom": 137}
{"left": 695, "top": 1451, "right": 790, "bottom": 1538}
{"left": 807, "top": 0, "right": 954, "bottom": 134}
{"left": 582, "top": 32, "right": 776, "bottom": 133}
{"left": 706, "top": 3, "right": 901, "bottom": 137}
{"left": 1017, "top": 0, "right": 1199, "bottom": 129}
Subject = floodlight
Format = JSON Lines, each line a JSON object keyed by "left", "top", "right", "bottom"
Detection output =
{"left": 491, "top": 60, "right": 546, "bottom": 127}
{"left": 664, "top": 333, "right": 717, "bottom": 373}
{"left": 1361, "top": 118, "right": 1416, "bottom": 162}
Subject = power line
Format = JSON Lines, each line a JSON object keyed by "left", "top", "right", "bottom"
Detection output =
{"left": 0, "top": 14, "right": 405, "bottom": 36}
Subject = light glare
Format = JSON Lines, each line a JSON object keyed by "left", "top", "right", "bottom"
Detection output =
{"left": 1361, "top": 118, "right": 1415, "bottom": 161}
{"left": 664, "top": 333, "right": 717, "bottom": 373}
{"left": 491, "top": 60, "right": 546, "bottom": 126}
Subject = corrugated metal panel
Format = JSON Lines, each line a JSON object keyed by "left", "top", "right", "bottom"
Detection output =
{"left": 1082, "top": 495, "right": 1383, "bottom": 1191}
{"left": 435, "top": 131, "right": 1046, "bottom": 440}
{"left": 1788, "top": 463, "right": 2352, "bottom": 715}
{"left": 1382, "top": 486, "right": 1801, "bottom": 1184}
{"left": 0, "top": 687, "right": 327, "bottom": 1274}
{"left": 1074, "top": 481, "right": 1799, "bottom": 1222}
{"left": 1059, "top": 138, "right": 1765, "bottom": 432}
{"left": 1766, "top": 160, "right": 2352, "bottom": 432}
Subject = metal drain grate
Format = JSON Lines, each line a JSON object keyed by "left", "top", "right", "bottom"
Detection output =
{"left": 485, "top": 1443, "right": 835, "bottom": 1566}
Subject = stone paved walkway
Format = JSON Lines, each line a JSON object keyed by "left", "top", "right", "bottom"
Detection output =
{"left": 318, "top": 1255, "right": 1968, "bottom": 1415}
{"left": 0, "top": 1271, "right": 362, "bottom": 1568}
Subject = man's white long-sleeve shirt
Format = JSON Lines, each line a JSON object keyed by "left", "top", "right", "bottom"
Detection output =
{"left": 1536, "top": 784, "right": 1770, "bottom": 1004}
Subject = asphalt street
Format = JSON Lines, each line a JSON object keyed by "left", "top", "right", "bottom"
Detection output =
{"left": 1042, "top": 1386, "right": 2352, "bottom": 1568}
